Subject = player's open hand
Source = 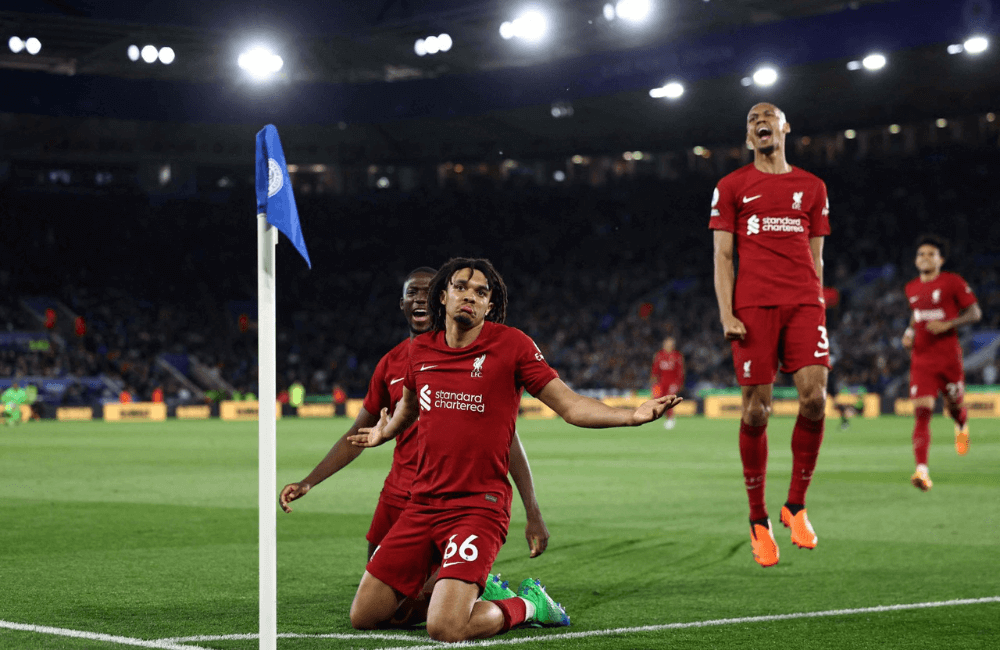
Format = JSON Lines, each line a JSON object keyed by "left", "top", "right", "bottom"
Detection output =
{"left": 279, "top": 482, "right": 311, "bottom": 513}
{"left": 632, "top": 395, "right": 683, "bottom": 425}
{"left": 525, "top": 516, "right": 550, "bottom": 558}
{"left": 721, "top": 314, "right": 746, "bottom": 341}
{"left": 350, "top": 407, "right": 390, "bottom": 448}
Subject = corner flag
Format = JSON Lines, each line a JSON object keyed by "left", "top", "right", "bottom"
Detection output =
{"left": 255, "top": 124, "right": 311, "bottom": 268}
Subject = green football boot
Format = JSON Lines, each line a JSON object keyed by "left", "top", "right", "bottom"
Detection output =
{"left": 481, "top": 573, "right": 517, "bottom": 601}
{"left": 517, "top": 578, "right": 570, "bottom": 626}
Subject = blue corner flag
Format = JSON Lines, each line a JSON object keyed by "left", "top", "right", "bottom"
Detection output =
{"left": 255, "top": 124, "right": 311, "bottom": 268}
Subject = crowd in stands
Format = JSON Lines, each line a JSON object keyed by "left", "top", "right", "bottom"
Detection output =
{"left": 2, "top": 141, "right": 998, "bottom": 408}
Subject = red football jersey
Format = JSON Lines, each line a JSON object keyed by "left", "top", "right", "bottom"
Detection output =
{"left": 710, "top": 164, "right": 830, "bottom": 308}
{"left": 404, "top": 321, "right": 558, "bottom": 514}
{"left": 363, "top": 338, "right": 419, "bottom": 506}
{"left": 652, "top": 350, "right": 684, "bottom": 386}
{"left": 905, "top": 271, "right": 977, "bottom": 363}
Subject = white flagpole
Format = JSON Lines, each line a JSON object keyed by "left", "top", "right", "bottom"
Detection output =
{"left": 257, "top": 213, "right": 278, "bottom": 650}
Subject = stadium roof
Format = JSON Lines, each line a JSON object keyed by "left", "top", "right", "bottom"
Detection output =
{"left": 1, "top": 0, "right": 998, "bottom": 164}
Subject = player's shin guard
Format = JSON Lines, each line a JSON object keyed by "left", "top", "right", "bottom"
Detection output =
{"left": 739, "top": 421, "right": 768, "bottom": 521}
{"left": 913, "top": 407, "right": 932, "bottom": 466}
{"left": 788, "top": 414, "right": 824, "bottom": 505}
{"left": 492, "top": 597, "right": 527, "bottom": 634}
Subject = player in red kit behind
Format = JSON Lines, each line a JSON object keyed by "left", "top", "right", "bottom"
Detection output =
{"left": 347, "top": 258, "right": 681, "bottom": 642}
{"left": 279, "top": 267, "right": 551, "bottom": 625}
{"left": 651, "top": 336, "right": 684, "bottom": 429}
{"left": 711, "top": 103, "right": 831, "bottom": 568}
{"left": 901, "top": 235, "right": 981, "bottom": 491}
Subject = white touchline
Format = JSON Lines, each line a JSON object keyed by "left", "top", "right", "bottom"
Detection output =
{"left": 372, "top": 596, "right": 1000, "bottom": 650}
{"left": 0, "top": 620, "right": 213, "bottom": 650}
{"left": 159, "top": 631, "right": 440, "bottom": 644}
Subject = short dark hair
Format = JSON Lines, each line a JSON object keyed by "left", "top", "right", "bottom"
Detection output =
{"left": 406, "top": 266, "right": 437, "bottom": 281}
{"left": 429, "top": 258, "right": 508, "bottom": 331}
{"left": 916, "top": 234, "right": 949, "bottom": 259}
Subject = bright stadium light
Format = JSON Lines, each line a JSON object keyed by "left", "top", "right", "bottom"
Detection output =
{"left": 947, "top": 43, "right": 964, "bottom": 54}
{"left": 438, "top": 33, "right": 453, "bottom": 52}
{"left": 158, "top": 46, "right": 175, "bottom": 64}
{"left": 25, "top": 37, "right": 41, "bottom": 55}
{"left": 615, "top": 0, "right": 651, "bottom": 23}
{"left": 964, "top": 35, "right": 989, "bottom": 54}
{"left": 649, "top": 81, "right": 684, "bottom": 99}
{"left": 8, "top": 36, "right": 24, "bottom": 53}
{"left": 127, "top": 44, "right": 140, "bottom": 61}
{"left": 141, "top": 44, "right": 158, "bottom": 63}
{"left": 846, "top": 60, "right": 862, "bottom": 70}
{"left": 501, "top": 10, "right": 549, "bottom": 42}
{"left": 425, "top": 35, "right": 440, "bottom": 54}
{"left": 414, "top": 38, "right": 427, "bottom": 56}
{"left": 862, "top": 53, "right": 886, "bottom": 70}
{"left": 603, "top": 3, "right": 616, "bottom": 21}
{"left": 752, "top": 66, "right": 778, "bottom": 87}
{"left": 238, "top": 47, "right": 284, "bottom": 80}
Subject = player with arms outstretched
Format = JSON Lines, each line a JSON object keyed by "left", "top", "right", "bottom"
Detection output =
{"left": 348, "top": 258, "right": 681, "bottom": 642}
{"left": 901, "top": 235, "right": 981, "bottom": 491}
{"left": 711, "top": 103, "right": 831, "bottom": 567}
{"left": 279, "top": 267, "right": 551, "bottom": 624}
{"left": 651, "top": 337, "right": 684, "bottom": 429}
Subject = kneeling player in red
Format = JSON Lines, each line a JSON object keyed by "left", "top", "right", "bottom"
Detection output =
{"left": 348, "top": 258, "right": 682, "bottom": 641}
{"left": 901, "top": 235, "right": 981, "bottom": 491}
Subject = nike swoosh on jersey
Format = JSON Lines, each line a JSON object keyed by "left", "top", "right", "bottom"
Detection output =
{"left": 742, "top": 195, "right": 762, "bottom": 203}
{"left": 419, "top": 364, "right": 439, "bottom": 371}
{"left": 909, "top": 296, "right": 919, "bottom": 303}
{"left": 814, "top": 351, "right": 829, "bottom": 357}
{"left": 389, "top": 378, "right": 404, "bottom": 385}
{"left": 441, "top": 560, "right": 465, "bottom": 567}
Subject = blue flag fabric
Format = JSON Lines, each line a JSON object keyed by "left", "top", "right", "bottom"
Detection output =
{"left": 255, "top": 124, "right": 311, "bottom": 268}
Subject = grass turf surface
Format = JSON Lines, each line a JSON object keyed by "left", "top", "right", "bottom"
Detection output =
{"left": 1, "top": 415, "right": 998, "bottom": 649}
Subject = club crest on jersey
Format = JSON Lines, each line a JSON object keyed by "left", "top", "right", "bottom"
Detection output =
{"left": 792, "top": 191, "right": 803, "bottom": 210}
{"left": 472, "top": 354, "right": 486, "bottom": 378}
{"left": 932, "top": 289, "right": 941, "bottom": 304}
{"left": 743, "top": 360, "right": 752, "bottom": 378}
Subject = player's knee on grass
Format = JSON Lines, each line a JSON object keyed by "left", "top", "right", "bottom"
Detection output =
{"left": 350, "top": 574, "right": 402, "bottom": 630}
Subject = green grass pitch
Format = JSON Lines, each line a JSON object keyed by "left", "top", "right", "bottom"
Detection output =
{"left": 1, "top": 415, "right": 998, "bottom": 649}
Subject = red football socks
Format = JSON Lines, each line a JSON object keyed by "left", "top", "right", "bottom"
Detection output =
{"left": 492, "top": 597, "right": 527, "bottom": 633}
{"left": 739, "top": 420, "right": 769, "bottom": 521}
{"left": 947, "top": 402, "right": 968, "bottom": 428}
{"left": 913, "top": 406, "right": 932, "bottom": 465}
{"left": 788, "top": 414, "right": 824, "bottom": 505}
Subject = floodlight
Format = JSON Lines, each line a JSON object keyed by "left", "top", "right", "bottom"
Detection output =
{"left": 25, "top": 37, "right": 41, "bottom": 55}
{"left": 8, "top": 36, "right": 23, "bottom": 53}
{"left": 499, "top": 21, "right": 515, "bottom": 40}
{"left": 438, "top": 33, "right": 453, "bottom": 52}
{"left": 414, "top": 39, "right": 427, "bottom": 56}
{"left": 158, "top": 46, "right": 175, "bottom": 65}
{"left": 238, "top": 47, "right": 284, "bottom": 80}
{"left": 964, "top": 36, "right": 988, "bottom": 54}
{"left": 504, "top": 10, "right": 548, "bottom": 42}
{"left": 752, "top": 66, "right": 778, "bottom": 86}
{"left": 947, "top": 44, "right": 964, "bottom": 54}
{"left": 615, "top": 0, "right": 651, "bottom": 23}
{"left": 846, "top": 60, "right": 862, "bottom": 70}
{"left": 127, "top": 44, "right": 140, "bottom": 61}
{"left": 377, "top": 177, "right": 390, "bottom": 189}
{"left": 844, "top": 129, "right": 856, "bottom": 139}
{"left": 553, "top": 170, "right": 566, "bottom": 182}
{"left": 141, "top": 45, "right": 158, "bottom": 63}
{"left": 425, "top": 35, "right": 440, "bottom": 54}
{"left": 603, "top": 4, "right": 616, "bottom": 21}
{"left": 861, "top": 53, "right": 886, "bottom": 70}
{"left": 889, "top": 124, "right": 901, "bottom": 134}
{"left": 649, "top": 81, "right": 684, "bottom": 99}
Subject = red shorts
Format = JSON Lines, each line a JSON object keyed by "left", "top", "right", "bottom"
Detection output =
{"left": 731, "top": 304, "right": 830, "bottom": 386}
{"left": 909, "top": 354, "right": 965, "bottom": 401}
{"left": 365, "top": 493, "right": 408, "bottom": 547}
{"left": 366, "top": 504, "right": 508, "bottom": 599}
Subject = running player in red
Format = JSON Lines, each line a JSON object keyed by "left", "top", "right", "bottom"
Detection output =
{"left": 651, "top": 336, "right": 684, "bottom": 429}
{"left": 711, "top": 103, "right": 831, "bottom": 567}
{"left": 347, "top": 258, "right": 681, "bottom": 642}
{"left": 901, "top": 235, "right": 981, "bottom": 491}
{"left": 279, "top": 267, "right": 551, "bottom": 622}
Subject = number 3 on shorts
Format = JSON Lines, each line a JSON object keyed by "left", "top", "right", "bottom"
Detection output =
{"left": 444, "top": 534, "right": 480, "bottom": 562}
{"left": 815, "top": 325, "right": 829, "bottom": 358}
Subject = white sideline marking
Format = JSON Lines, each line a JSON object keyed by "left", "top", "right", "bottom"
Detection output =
{"left": 373, "top": 596, "right": 1000, "bottom": 650}
{"left": 161, "top": 631, "right": 443, "bottom": 644}
{"left": 0, "top": 620, "right": 212, "bottom": 650}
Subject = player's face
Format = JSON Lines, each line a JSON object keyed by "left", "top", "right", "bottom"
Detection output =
{"left": 663, "top": 338, "right": 675, "bottom": 352}
{"left": 915, "top": 244, "right": 944, "bottom": 274}
{"left": 746, "top": 103, "right": 790, "bottom": 153}
{"left": 400, "top": 273, "right": 433, "bottom": 334}
{"left": 440, "top": 268, "right": 493, "bottom": 329}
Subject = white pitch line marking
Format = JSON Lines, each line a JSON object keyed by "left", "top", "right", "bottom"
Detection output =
{"left": 160, "top": 631, "right": 443, "bottom": 644}
{"left": 0, "top": 620, "right": 213, "bottom": 650}
{"left": 373, "top": 596, "right": 1000, "bottom": 650}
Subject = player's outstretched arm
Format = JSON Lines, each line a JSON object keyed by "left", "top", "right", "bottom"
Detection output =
{"left": 350, "top": 387, "right": 419, "bottom": 448}
{"left": 713, "top": 230, "right": 746, "bottom": 341}
{"left": 508, "top": 431, "right": 549, "bottom": 558}
{"left": 537, "top": 378, "right": 682, "bottom": 428}
{"left": 279, "top": 407, "right": 381, "bottom": 513}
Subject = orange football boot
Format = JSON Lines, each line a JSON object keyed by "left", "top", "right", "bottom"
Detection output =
{"left": 780, "top": 506, "right": 818, "bottom": 549}
{"left": 955, "top": 422, "right": 969, "bottom": 456}
{"left": 749, "top": 519, "right": 779, "bottom": 567}
{"left": 911, "top": 467, "right": 933, "bottom": 492}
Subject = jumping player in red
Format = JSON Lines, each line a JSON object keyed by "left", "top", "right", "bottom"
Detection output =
{"left": 651, "top": 336, "right": 684, "bottom": 429}
{"left": 348, "top": 258, "right": 681, "bottom": 642}
{"left": 901, "top": 235, "right": 981, "bottom": 491}
{"left": 279, "top": 267, "right": 551, "bottom": 623}
{"left": 711, "top": 103, "right": 831, "bottom": 568}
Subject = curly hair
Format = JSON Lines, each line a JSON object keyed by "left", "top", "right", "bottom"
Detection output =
{"left": 915, "top": 233, "right": 949, "bottom": 259}
{"left": 428, "top": 257, "right": 508, "bottom": 332}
